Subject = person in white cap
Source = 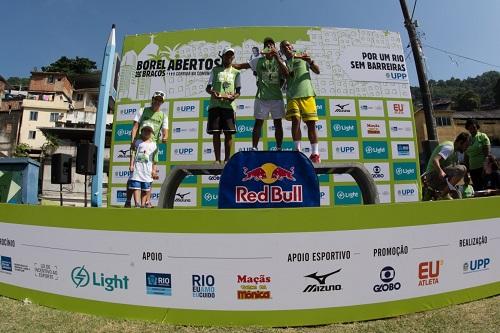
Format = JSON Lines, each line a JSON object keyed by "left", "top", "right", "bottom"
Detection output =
{"left": 125, "top": 91, "right": 168, "bottom": 207}
{"left": 205, "top": 47, "right": 241, "bottom": 163}
{"left": 127, "top": 124, "right": 159, "bottom": 208}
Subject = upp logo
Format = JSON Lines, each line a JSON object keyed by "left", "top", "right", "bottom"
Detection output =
{"left": 463, "top": 258, "right": 491, "bottom": 274}
{"left": 303, "top": 269, "right": 342, "bottom": 293}
{"left": 174, "top": 148, "right": 194, "bottom": 155}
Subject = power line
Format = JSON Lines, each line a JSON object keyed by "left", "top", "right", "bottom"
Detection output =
{"left": 410, "top": 0, "right": 418, "bottom": 21}
{"left": 422, "top": 43, "right": 500, "bottom": 69}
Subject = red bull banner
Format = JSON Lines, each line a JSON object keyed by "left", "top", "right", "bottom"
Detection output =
{"left": 218, "top": 151, "right": 320, "bottom": 208}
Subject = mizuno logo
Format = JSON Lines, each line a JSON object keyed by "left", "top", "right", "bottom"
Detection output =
{"left": 305, "top": 269, "right": 341, "bottom": 284}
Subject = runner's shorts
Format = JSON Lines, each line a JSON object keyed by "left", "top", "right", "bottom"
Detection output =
{"left": 254, "top": 99, "right": 285, "bottom": 120}
{"left": 207, "top": 107, "right": 236, "bottom": 134}
{"left": 428, "top": 165, "right": 467, "bottom": 189}
{"left": 285, "top": 96, "right": 318, "bottom": 121}
{"left": 128, "top": 179, "right": 152, "bottom": 191}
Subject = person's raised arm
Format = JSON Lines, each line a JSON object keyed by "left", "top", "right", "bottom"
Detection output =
{"left": 232, "top": 63, "right": 251, "bottom": 70}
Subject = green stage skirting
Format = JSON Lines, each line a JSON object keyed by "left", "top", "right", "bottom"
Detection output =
{"left": 0, "top": 198, "right": 499, "bottom": 326}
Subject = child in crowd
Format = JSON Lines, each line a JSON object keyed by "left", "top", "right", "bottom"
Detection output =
{"left": 128, "top": 124, "right": 159, "bottom": 208}
{"left": 460, "top": 173, "right": 475, "bottom": 198}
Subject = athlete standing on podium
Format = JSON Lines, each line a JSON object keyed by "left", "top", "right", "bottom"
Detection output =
{"left": 280, "top": 40, "right": 321, "bottom": 163}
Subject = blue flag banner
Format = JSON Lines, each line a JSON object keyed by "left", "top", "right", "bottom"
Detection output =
{"left": 218, "top": 151, "right": 320, "bottom": 209}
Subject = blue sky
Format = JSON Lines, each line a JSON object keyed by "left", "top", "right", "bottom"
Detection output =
{"left": 2, "top": 0, "right": 499, "bottom": 85}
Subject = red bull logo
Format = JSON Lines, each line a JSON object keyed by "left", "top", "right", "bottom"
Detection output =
{"left": 242, "top": 163, "right": 295, "bottom": 183}
{"left": 237, "top": 163, "right": 301, "bottom": 203}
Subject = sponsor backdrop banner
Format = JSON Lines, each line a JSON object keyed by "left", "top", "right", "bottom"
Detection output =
{"left": 0, "top": 200, "right": 499, "bottom": 326}
{"left": 109, "top": 27, "right": 419, "bottom": 207}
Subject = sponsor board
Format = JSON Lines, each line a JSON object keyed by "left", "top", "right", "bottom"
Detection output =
{"left": 173, "top": 100, "right": 200, "bottom": 118}
{"left": 146, "top": 272, "right": 171, "bottom": 296}
{"left": 301, "top": 120, "right": 327, "bottom": 138}
{"left": 112, "top": 144, "right": 132, "bottom": 161}
{"left": 391, "top": 141, "right": 416, "bottom": 159}
{"left": 34, "top": 263, "right": 59, "bottom": 280}
{"left": 234, "top": 99, "right": 254, "bottom": 117}
{"left": 236, "top": 274, "right": 272, "bottom": 300}
{"left": 319, "top": 186, "right": 330, "bottom": 206}
{"left": 373, "top": 266, "right": 401, "bottom": 292}
{"left": 116, "top": 103, "right": 140, "bottom": 121}
{"left": 329, "top": 99, "right": 356, "bottom": 117}
{"left": 334, "top": 185, "right": 362, "bottom": 205}
{"left": 71, "top": 265, "right": 129, "bottom": 292}
{"left": 315, "top": 98, "right": 326, "bottom": 117}
{"left": 463, "top": 258, "right": 491, "bottom": 274}
{"left": 192, "top": 274, "right": 216, "bottom": 298}
{"left": 418, "top": 260, "right": 443, "bottom": 287}
{"left": 1, "top": 256, "right": 12, "bottom": 272}
{"left": 171, "top": 121, "right": 199, "bottom": 140}
{"left": 301, "top": 141, "right": 328, "bottom": 157}
{"left": 202, "top": 121, "right": 212, "bottom": 139}
{"left": 201, "top": 187, "right": 219, "bottom": 207}
{"left": 393, "top": 162, "right": 417, "bottom": 181}
{"left": 333, "top": 173, "right": 355, "bottom": 183}
{"left": 114, "top": 123, "right": 133, "bottom": 142}
{"left": 174, "top": 187, "right": 198, "bottom": 207}
{"left": 394, "top": 183, "right": 419, "bottom": 202}
{"left": 376, "top": 184, "right": 392, "bottom": 203}
{"left": 389, "top": 120, "right": 413, "bottom": 138}
{"left": 201, "top": 174, "right": 221, "bottom": 185}
{"left": 202, "top": 142, "right": 225, "bottom": 161}
{"left": 235, "top": 141, "right": 264, "bottom": 153}
{"left": 267, "top": 120, "right": 293, "bottom": 139}
{"left": 331, "top": 119, "right": 358, "bottom": 138}
{"left": 362, "top": 141, "right": 388, "bottom": 159}
{"left": 111, "top": 165, "right": 166, "bottom": 185}
{"left": 268, "top": 140, "right": 294, "bottom": 151}
{"left": 358, "top": 99, "right": 384, "bottom": 117}
{"left": 235, "top": 119, "right": 255, "bottom": 139}
{"left": 303, "top": 269, "right": 342, "bottom": 293}
{"left": 171, "top": 142, "right": 198, "bottom": 162}
{"left": 360, "top": 120, "right": 386, "bottom": 138}
{"left": 332, "top": 141, "right": 359, "bottom": 160}
{"left": 387, "top": 100, "right": 412, "bottom": 118}
{"left": 364, "top": 163, "right": 390, "bottom": 182}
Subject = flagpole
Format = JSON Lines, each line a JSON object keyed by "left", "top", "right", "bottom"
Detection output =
{"left": 91, "top": 24, "right": 116, "bottom": 207}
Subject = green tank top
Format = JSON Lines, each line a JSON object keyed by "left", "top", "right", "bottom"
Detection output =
{"left": 209, "top": 66, "right": 240, "bottom": 110}
{"left": 137, "top": 107, "right": 164, "bottom": 142}
{"left": 285, "top": 58, "right": 315, "bottom": 99}
{"left": 256, "top": 57, "right": 283, "bottom": 100}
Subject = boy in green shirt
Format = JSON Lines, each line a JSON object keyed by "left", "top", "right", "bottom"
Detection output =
{"left": 465, "top": 119, "right": 491, "bottom": 190}
{"left": 206, "top": 47, "right": 241, "bottom": 163}
{"left": 279, "top": 40, "right": 321, "bottom": 163}
{"left": 233, "top": 37, "right": 289, "bottom": 150}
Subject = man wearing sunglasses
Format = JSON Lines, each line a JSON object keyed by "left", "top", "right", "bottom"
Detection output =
{"left": 124, "top": 90, "right": 168, "bottom": 208}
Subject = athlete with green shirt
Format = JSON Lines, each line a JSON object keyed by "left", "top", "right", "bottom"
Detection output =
{"left": 465, "top": 119, "right": 491, "bottom": 190}
{"left": 233, "top": 37, "right": 289, "bottom": 150}
{"left": 206, "top": 47, "right": 241, "bottom": 163}
{"left": 279, "top": 40, "right": 321, "bottom": 163}
{"left": 424, "top": 132, "right": 470, "bottom": 199}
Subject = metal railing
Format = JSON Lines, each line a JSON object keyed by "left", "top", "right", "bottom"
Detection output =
{"left": 158, "top": 163, "right": 379, "bottom": 209}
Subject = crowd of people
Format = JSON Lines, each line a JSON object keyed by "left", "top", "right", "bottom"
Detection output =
{"left": 122, "top": 37, "right": 499, "bottom": 207}
{"left": 424, "top": 119, "right": 500, "bottom": 200}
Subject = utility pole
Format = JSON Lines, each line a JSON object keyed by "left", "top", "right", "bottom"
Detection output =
{"left": 399, "top": 0, "right": 437, "bottom": 142}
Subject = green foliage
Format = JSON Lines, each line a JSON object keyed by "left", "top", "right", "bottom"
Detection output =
{"left": 13, "top": 143, "right": 31, "bottom": 157}
{"left": 494, "top": 78, "right": 500, "bottom": 106}
{"left": 411, "top": 71, "right": 500, "bottom": 108}
{"left": 41, "top": 56, "right": 97, "bottom": 79}
{"left": 41, "top": 133, "right": 59, "bottom": 157}
{"left": 454, "top": 90, "right": 481, "bottom": 111}
{"left": 6, "top": 77, "right": 30, "bottom": 88}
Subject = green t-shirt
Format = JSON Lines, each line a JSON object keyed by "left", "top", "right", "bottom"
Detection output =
{"left": 251, "top": 57, "right": 283, "bottom": 100}
{"left": 466, "top": 131, "right": 490, "bottom": 170}
{"left": 208, "top": 66, "right": 241, "bottom": 110}
{"left": 285, "top": 58, "right": 316, "bottom": 99}
{"left": 135, "top": 107, "right": 166, "bottom": 143}
{"left": 425, "top": 141, "right": 457, "bottom": 174}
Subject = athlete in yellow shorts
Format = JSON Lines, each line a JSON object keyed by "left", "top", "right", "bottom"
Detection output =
{"left": 280, "top": 40, "right": 321, "bottom": 163}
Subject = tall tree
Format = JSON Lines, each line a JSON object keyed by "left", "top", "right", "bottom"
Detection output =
{"left": 454, "top": 90, "right": 481, "bottom": 111}
{"left": 41, "top": 56, "right": 97, "bottom": 78}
